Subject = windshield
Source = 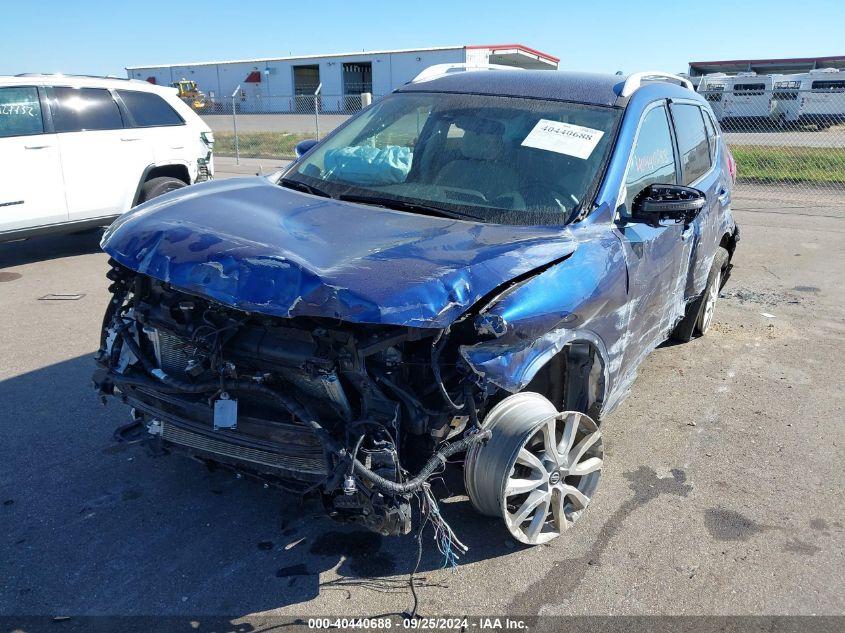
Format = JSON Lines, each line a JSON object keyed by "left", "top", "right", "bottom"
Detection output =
{"left": 284, "top": 92, "right": 621, "bottom": 225}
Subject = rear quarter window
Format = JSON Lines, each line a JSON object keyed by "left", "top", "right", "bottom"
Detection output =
{"left": 0, "top": 86, "right": 44, "bottom": 138}
{"left": 702, "top": 109, "right": 718, "bottom": 163}
{"left": 117, "top": 90, "right": 184, "bottom": 127}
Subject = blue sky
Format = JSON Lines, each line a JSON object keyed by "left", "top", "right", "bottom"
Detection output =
{"left": 1, "top": 0, "right": 842, "bottom": 77}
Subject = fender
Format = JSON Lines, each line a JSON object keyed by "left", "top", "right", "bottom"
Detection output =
{"left": 459, "top": 223, "right": 635, "bottom": 414}
{"left": 130, "top": 161, "right": 194, "bottom": 208}
{"left": 461, "top": 326, "right": 612, "bottom": 395}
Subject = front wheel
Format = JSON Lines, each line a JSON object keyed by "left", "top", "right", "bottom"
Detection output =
{"left": 464, "top": 393, "right": 603, "bottom": 545}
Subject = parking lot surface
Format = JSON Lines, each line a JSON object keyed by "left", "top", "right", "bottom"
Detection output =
{"left": 1, "top": 186, "right": 843, "bottom": 621}
{"left": 203, "top": 113, "right": 350, "bottom": 135}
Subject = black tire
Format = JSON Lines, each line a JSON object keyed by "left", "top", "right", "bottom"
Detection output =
{"left": 137, "top": 176, "right": 186, "bottom": 205}
{"left": 670, "top": 247, "right": 729, "bottom": 342}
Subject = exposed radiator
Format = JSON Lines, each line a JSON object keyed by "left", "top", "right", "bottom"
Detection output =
{"left": 146, "top": 327, "right": 198, "bottom": 377}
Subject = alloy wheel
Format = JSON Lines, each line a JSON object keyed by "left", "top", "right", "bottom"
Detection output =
{"left": 700, "top": 267, "right": 722, "bottom": 334}
{"left": 465, "top": 393, "right": 603, "bottom": 545}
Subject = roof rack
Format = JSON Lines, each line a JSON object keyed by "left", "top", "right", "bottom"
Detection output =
{"left": 620, "top": 71, "right": 693, "bottom": 97}
{"left": 14, "top": 73, "right": 132, "bottom": 81}
{"left": 410, "top": 62, "right": 515, "bottom": 84}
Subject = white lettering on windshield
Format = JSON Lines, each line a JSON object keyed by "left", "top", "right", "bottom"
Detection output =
{"left": 0, "top": 104, "right": 36, "bottom": 117}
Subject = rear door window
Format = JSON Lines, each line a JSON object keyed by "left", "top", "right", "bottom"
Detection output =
{"left": 117, "top": 90, "right": 184, "bottom": 127}
{"left": 670, "top": 104, "right": 711, "bottom": 185}
{"left": 624, "top": 104, "right": 678, "bottom": 211}
{"left": 0, "top": 86, "right": 44, "bottom": 138}
{"left": 51, "top": 87, "right": 124, "bottom": 132}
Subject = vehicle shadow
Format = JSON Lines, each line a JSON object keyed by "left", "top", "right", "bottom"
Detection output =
{"left": 0, "top": 229, "right": 104, "bottom": 269}
{"left": 0, "top": 352, "right": 517, "bottom": 618}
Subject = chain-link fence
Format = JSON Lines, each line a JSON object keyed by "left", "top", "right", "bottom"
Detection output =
{"left": 203, "top": 93, "right": 378, "bottom": 162}
{"left": 702, "top": 87, "right": 845, "bottom": 207}
{"left": 207, "top": 88, "right": 845, "bottom": 207}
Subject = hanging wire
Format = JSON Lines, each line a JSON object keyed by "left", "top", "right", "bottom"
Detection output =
{"left": 405, "top": 491, "right": 431, "bottom": 620}
{"left": 420, "top": 483, "right": 467, "bottom": 568}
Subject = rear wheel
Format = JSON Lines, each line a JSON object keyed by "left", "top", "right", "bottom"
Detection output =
{"left": 695, "top": 247, "right": 729, "bottom": 336}
{"left": 671, "top": 247, "right": 729, "bottom": 342}
{"left": 138, "top": 176, "right": 186, "bottom": 204}
{"left": 464, "top": 392, "right": 603, "bottom": 545}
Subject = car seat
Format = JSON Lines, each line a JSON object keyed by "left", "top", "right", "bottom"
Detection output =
{"left": 434, "top": 125, "right": 519, "bottom": 201}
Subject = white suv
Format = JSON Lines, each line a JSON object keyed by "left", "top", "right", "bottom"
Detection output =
{"left": 0, "top": 74, "right": 214, "bottom": 243}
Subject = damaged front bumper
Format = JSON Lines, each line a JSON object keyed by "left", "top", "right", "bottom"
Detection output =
{"left": 95, "top": 261, "right": 493, "bottom": 536}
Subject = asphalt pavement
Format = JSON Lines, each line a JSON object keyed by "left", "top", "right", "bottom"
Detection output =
{"left": 203, "top": 113, "right": 349, "bottom": 135}
{"left": 0, "top": 183, "right": 843, "bottom": 623}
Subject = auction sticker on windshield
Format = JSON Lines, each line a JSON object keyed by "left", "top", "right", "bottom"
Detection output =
{"left": 521, "top": 119, "right": 604, "bottom": 159}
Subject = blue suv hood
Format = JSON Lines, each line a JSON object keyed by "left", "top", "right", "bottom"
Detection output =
{"left": 101, "top": 178, "right": 578, "bottom": 328}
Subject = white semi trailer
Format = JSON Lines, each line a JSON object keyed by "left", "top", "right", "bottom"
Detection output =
{"left": 771, "top": 68, "right": 845, "bottom": 129}
{"left": 698, "top": 72, "right": 775, "bottom": 125}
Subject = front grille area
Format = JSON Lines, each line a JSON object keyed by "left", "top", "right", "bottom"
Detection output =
{"left": 161, "top": 420, "right": 326, "bottom": 476}
{"left": 125, "top": 385, "right": 328, "bottom": 482}
{"left": 196, "top": 160, "right": 211, "bottom": 182}
{"left": 133, "top": 323, "right": 340, "bottom": 483}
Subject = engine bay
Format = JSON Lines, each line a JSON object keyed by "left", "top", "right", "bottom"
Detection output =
{"left": 94, "top": 259, "right": 494, "bottom": 537}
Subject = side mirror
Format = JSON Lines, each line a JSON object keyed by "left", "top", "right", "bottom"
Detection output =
{"left": 631, "top": 184, "right": 706, "bottom": 226}
{"left": 294, "top": 139, "right": 319, "bottom": 158}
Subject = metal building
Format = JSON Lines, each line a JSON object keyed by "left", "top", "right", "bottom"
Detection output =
{"left": 126, "top": 44, "right": 559, "bottom": 113}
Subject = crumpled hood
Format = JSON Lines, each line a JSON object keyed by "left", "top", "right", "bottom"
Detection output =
{"left": 102, "top": 177, "right": 578, "bottom": 328}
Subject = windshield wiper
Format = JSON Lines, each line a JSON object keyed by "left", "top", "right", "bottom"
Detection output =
{"left": 338, "top": 193, "right": 479, "bottom": 221}
{"left": 280, "top": 178, "right": 331, "bottom": 198}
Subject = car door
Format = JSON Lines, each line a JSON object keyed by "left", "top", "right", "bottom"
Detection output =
{"left": 0, "top": 85, "right": 67, "bottom": 233}
{"left": 668, "top": 101, "right": 720, "bottom": 297}
{"left": 615, "top": 101, "right": 692, "bottom": 353}
{"left": 47, "top": 86, "right": 153, "bottom": 222}
{"left": 115, "top": 88, "right": 192, "bottom": 178}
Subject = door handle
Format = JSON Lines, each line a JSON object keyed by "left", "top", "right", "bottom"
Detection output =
{"left": 25, "top": 144, "right": 49, "bottom": 150}
{"left": 170, "top": 145, "right": 184, "bottom": 149}
{"left": 718, "top": 188, "right": 730, "bottom": 204}
{"left": 120, "top": 137, "right": 141, "bottom": 142}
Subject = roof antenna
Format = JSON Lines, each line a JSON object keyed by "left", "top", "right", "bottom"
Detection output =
{"left": 615, "top": 70, "right": 623, "bottom": 75}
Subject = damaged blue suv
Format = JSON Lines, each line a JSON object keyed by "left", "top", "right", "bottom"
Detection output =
{"left": 95, "top": 67, "right": 738, "bottom": 546}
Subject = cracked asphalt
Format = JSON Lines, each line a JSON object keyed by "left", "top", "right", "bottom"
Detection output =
{"left": 0, "top": 183, "right": 842, "bottom": 621}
